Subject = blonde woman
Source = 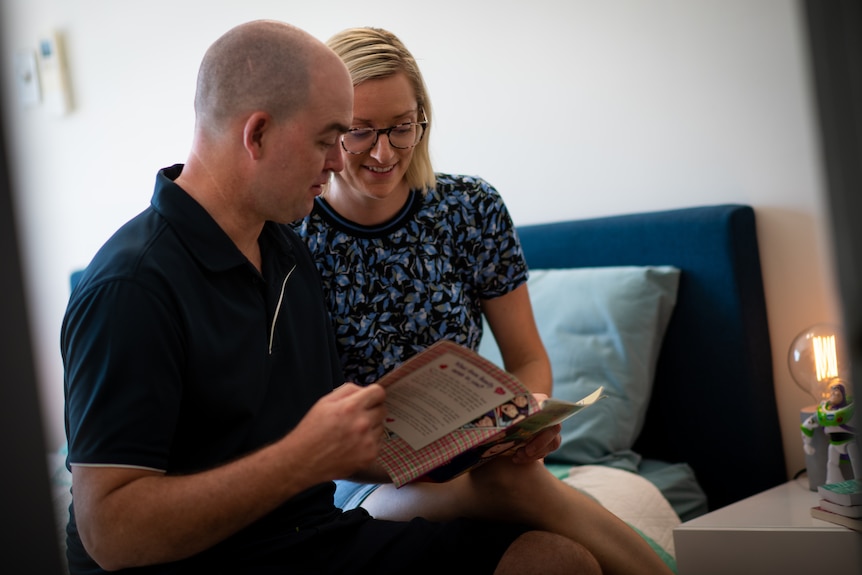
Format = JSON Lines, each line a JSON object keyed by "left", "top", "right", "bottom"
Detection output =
{"left": 293, "top": 26, "right": 674, "bottom": 575}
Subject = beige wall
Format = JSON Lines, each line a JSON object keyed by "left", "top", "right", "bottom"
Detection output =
{"left": 1, "top": 0, "right": 841, "bottom": 483}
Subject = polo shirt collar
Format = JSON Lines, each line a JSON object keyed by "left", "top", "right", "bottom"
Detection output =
{"left": 151, "top": 164, "right": 293, "bottom": 274}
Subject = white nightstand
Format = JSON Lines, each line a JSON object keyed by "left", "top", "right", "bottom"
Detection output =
{"left": 673, "top": 478, "right": 862, "bottom": 575}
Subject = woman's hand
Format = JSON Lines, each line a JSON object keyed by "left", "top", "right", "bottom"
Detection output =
{"left": 509, "top": 423, "right": 562, "bottom": 464}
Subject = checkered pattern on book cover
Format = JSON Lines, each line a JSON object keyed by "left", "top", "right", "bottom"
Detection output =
{"left": 378, "top": 426, "right": 506, "bottom": 486}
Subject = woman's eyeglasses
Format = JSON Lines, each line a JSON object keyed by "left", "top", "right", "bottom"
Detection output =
{"left": 341, "top": 111, "right": 427, "bottom": 155}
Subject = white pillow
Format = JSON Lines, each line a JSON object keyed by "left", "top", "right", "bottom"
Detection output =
{"left": 478, "top": 266, "right": 680, "bottom": 470}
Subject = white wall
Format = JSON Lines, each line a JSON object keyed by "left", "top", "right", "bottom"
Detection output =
{"left": 1, "top": 0, "right": 840, "bottom": 481}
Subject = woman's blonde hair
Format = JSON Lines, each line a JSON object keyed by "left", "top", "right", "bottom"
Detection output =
{"left": 327, "top": 27, "right": 436, "bottom": 191}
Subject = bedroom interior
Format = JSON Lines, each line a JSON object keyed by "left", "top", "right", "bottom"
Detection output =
{"left": 3, "top": 0, "right": 860, "bottom": 573}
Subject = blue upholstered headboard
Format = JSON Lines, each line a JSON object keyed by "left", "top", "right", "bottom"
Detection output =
{"left": 515, "top": 204, "right": 786, "bottom": 511}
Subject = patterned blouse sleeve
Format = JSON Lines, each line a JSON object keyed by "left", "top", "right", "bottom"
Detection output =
{"left": 469, "top": 177, "right": 529, "bottom": 299}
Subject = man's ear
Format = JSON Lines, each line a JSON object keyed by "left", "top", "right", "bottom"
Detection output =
{"left": 242, "top": 111, "right": 270, "bottom": 159}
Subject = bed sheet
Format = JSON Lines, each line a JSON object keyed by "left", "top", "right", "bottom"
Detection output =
{"left": 555, "top": 464, "right": 682, "bottom": 560}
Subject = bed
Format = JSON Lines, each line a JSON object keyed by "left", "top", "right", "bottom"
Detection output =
{"left": 50, "top": 203, "right": 787, "bottom": 571}
{"left": 477, "top": 203, "right": 787, "bottom": 564}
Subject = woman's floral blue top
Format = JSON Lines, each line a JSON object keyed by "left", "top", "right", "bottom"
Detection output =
{"left": 291, "top": 173, "right": 528, "bottom": 385}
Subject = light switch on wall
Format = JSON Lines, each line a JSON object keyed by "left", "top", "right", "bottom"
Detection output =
{"left": 38, "top": 30, "right": 72, "bottom": 116}
{"left": 13, "top": 49, "right": 41, "bottom": 107}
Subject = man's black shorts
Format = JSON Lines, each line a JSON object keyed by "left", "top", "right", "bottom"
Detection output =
{"left": 235, "top": 507, "right": 532, "bottom": 574}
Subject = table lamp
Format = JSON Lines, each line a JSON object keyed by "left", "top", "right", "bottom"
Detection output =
{"left": 788, "top": 323, "right": 848, "bottom": 402}
{"left": 788, "top": 323, "right": 855, "bottom": 488}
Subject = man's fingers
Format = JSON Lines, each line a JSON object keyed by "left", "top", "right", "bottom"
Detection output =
{"left": 332, "top": 382, "right": 385, "bottom": 406}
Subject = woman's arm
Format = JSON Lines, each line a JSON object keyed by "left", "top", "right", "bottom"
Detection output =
{"left": 481, "top": 283, "right": 552, "bottom": 395}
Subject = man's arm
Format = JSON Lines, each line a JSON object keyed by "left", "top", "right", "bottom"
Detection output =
{"left": 73, "top": 383, "right": 386, "bottom": 571}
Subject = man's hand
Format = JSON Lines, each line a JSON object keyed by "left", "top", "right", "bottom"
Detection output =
{"left": 290, "top": 382, "right": 387, "bottom": 481}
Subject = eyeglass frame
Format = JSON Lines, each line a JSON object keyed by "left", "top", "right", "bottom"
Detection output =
{"left": 340, "top": 109, "right": 428, "bottom": 155}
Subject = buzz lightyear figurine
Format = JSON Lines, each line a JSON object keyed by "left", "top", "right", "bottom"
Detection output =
{"left": 801, "top": 380, "right": 860, "bottom": 484}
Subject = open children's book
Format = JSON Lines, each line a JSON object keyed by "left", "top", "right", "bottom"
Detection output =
{"left": 374, "top": 339, "right": 605, "bottom": 486}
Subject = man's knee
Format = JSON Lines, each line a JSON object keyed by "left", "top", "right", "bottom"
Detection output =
{"left": 495, "top": 530, "right": 601, "bottom": 575}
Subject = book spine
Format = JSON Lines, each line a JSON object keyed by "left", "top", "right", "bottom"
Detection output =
{"left": 817, "top": 498, "right": 862, "bottom": 518}
{"left": 816, "top": 478, "right": 862, "bottom": 506}
{"left": 810, "top": 506, "right": 862, "bottom": 532}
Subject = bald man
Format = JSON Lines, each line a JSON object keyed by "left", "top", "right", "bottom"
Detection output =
{"left": 61, "top": 20, "right": 598, "bottom": 575}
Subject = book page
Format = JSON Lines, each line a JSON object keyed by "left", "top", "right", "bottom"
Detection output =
{"left": 432, "top": 387, "right": 606, "bottom": 479}
{"left": 379, "top": 385, "right": 606, "bottom": 486}
{"left": 383, "top": 349, "right": 516, "bottom": 449}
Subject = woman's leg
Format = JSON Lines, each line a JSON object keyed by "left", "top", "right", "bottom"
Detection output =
{"left": 362, "top": 458, "right": 674, "bottom": 575}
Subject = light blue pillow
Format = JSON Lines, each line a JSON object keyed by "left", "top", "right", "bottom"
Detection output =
{"left": 478, "top": 266, "right": 680, "bottom": 471}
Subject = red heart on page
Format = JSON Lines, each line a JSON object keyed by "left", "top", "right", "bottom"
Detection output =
{"left": 439, "top": 364, "right": 448, "bottom": 369}
{"left": 385, "top": 417, "right": 395, "bottom": 422}
{"left": 494, "top": 387, "right": 505, "bottom": 394}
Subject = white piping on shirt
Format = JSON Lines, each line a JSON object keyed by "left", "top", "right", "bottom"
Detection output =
{"left": 69, "top": 462, "right": 165, "bottom": 473}
{"left": 269, "top": 263, "right": 296, "bottom": 354}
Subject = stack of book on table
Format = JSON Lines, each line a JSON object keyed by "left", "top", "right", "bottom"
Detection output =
{"left": 810, "top": 478, "right": 862, "bottom": 532}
